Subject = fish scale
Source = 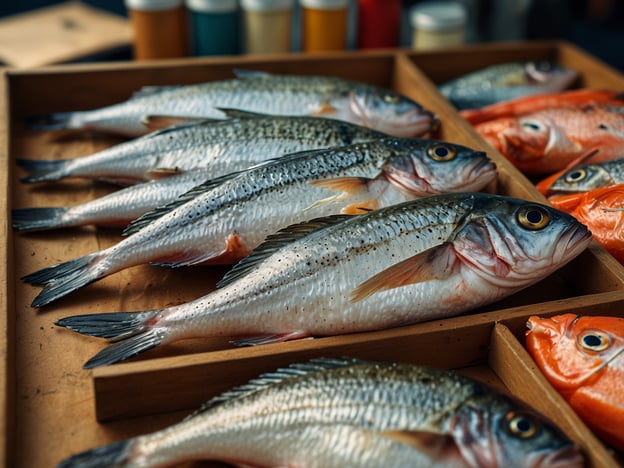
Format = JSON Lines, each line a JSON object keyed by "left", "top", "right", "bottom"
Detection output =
{"left": 57, "top": 358, "right": 584, "bottom": 467}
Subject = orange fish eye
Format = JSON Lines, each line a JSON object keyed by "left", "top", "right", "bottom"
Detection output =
{"left": 516, "top": 205, "right": 551, "bottom": 230}
{"left": 577, "top": 329, "right": 611, "bottom": 353}
{"left": 564, "top": 168, "right": 587, "bottom": 183}
{"left": 505, "top": 411, "right": 540, "bottom": 439}
{"left": 427, "top": 144, "right": 457, "bottom": 162}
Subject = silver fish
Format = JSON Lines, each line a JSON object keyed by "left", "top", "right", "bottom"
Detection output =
{"left": 439, "top": 62, "right": 579, "bottom": 110}
{"left": 25, "top": 138, "right": 496, "bottom": 308}
{"left": 544, "top": 157, "right": 624, "bottom": 196}
{"left": 12, "top": 168, "right": 212, "bottom": 232}
{"left": 55, "top": 193, "right": 590, "bottom": 368}
{"left": 26, "top": 70, "right": 439, "bottom": 138}
{"left": 18, "top": 111, "right": 389, "bottom": 185}
{"left": 56, "top": 357, "right": 584, "bottom": 468}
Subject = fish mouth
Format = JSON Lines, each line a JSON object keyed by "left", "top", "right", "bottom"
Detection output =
{"left": 528, "top": 445, "right": 585, "bottom": 468}
{"left": 553, "top": 223, "right": 592, "bottom": 265}
{"left": 455, "top": 157, "right": 497, "bottom": 192}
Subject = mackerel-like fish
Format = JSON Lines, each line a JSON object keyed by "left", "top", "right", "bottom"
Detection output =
{"left": 55, "top": 193, "right": 590, "bottom": 368}
{"left": 25, "top": 138, "right": 496, "bottom": 307}
{"left": 12, "top": 168, "right": 212, "bottom": 232}
{"left": 26, "top": 70, "right": 439, "bottom": 138}
{"left": 57, "top": 357, "right": 584, "bottom": 468}
{"left": 439, "top": 61, "right": 579, "bottom": 110}
{"left": 18, "top": 111, "right": 389, "bottom": 185}
{"left": 539, "top": 157, "right": 624, "bottom": 196}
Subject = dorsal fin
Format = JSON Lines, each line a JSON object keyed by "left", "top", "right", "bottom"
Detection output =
{"left": 233, "top": 69, "right": 273, "bottom": 80}
{"left": 184, "top": 357, "right": 366, "bottom": 420}
{"left": 122, "top": 171, "right": 243, "bottom": 236}
{"left": 216, "top": 108, "right": 269, "bottom": 119}
{"left": 216, "top": 214, "right": 354, "bottom": 288}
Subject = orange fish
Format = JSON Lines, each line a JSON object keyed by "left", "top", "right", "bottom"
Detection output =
{"left": 549, "top": 183, "right": 624, "bottom": 263}
{"left": 461, "top": 88, "right": 624, "bottom": 125}
{"left": 526, "top": 313, "right": 624, "bottom": 451}
{"left": 473, "top": 104, "right": 624, "bottom": 175}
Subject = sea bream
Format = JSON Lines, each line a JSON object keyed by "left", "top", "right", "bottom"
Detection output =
{"left": 57, "top": 357, "right": 584, "bottom": 467}
{"left": 55, "top": 193, "right": 590, "bottom": 368}
{"left": 18, "top": 111, "right": 390, "bottom": 185}
{"left": 26, "top": 70, "right": 439, "bottom": 138}
{"left": 24, "top": 138, "right": 497, "bottom": 308}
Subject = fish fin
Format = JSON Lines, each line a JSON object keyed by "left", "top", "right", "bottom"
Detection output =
{"left": 57, "top": 440, "right": 132, "bottom": 468}
{"left": 122, "top": 171, "right": 240, "bottom": 236}
{"left": 341, "top": 200, "right": 378, "bottom": 215}
{"left": 141, "top": 114, "right": 214, "bottom": 131}
{"left": 233, "top": 69, "right": 272, "bottom": 79}
{"left": 215, "top": 107, "right": 268, "bottom": 119}
{"left": 217, "top": 215, "right": 353, "bottom": 288}
{"left": 548, "top": 193, "right": 585, "bottom": 212}
{"left": 350, "top": 242, "right": 457, "bottom": 303}
{"left": 12, "top": 207, "right": 69, "bottom": 232}
{"left": 305, "top": 177, "right": 375, "bottom": 211}
{"left": 22, "top": 253, "right": 102, "bottom": 308}
{"left": 231, "top": 330, "right": 310, "bottom": 346}
{"left": 146, "top": 167, "right": 183, "bottom": 179}
{"left": 382, "top": 431, "right": 455, "bottom": 457}
{"left": 16, "top": 158, "right": 69, "bottom": 183}
{"left": 313, "top": 102, "right": 338, "bottom": 116}
{"left": 56, "top": 310, "right": 163, "bottom": 368}
{"left": 24, "top": 111, "right": 75, "bottom": 131}
{"left": 152, "top": 233, "right": 247, "bottom": 267}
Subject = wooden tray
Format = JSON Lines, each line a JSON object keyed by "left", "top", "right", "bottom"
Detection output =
{"left": 3, "top": 41, "right": 624, "bottom": 467}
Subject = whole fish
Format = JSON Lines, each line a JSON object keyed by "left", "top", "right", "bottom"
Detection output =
{"left": 439, "top": 61, "right": 579, "bottom": 110}
{"left": 24, "top": 138, "right": 496, "bottom": 308}
{"left": 26, "top": 70, "right": 439, "bottom": 138}
{"left": 549, "top": 183, "right": 624, "bottom": 263}
{"left": 12, "top": 168, "right": 212, "bottom": 232}
{"left": 57, "top": 357, "right": 584, "bottom": 468}
{"left": 473, "top": 104, "right": 624, "bottom": 175}
{"left": 55, "top": 192, "right": 590, "bottom": 368}
{"left": 526, "top": 314, "right": 624, "bottom": 451}
{"left": 537, "top": 156, "right": 624, "bottom": 197}
{"left": 17, "top": 111, "right": 390, "bottom": 185}
{"left": 461, "top": 88, "right": 624, "bottom": 125}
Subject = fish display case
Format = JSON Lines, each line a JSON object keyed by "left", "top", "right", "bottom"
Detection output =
{"left": 2, "top": 40, "right": 624, "bottom": 467}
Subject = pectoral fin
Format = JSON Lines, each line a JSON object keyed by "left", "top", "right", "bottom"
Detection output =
{"left": 147, "top": 167, "right": 183, "bottom": 179}
{"left": 312, "top": 102, "right": 338, "bottom": 116}
{"left": 306, "top": 177, "right": 376, "bottom": 212}
{"left": 350, "top": 242, "right": 457, "bottom": 302}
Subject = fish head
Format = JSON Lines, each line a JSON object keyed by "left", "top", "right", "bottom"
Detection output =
{"left": 522, "top": 61, "right": 579, "bottom": 93}
{"left": 348, "top": 88, "right": 440, "bottom": 138}
{"left": 382, "top": 139, "right": 497, "bottom": 196}
{"left": 452, "top": 196, "right": 592, "bottom": 291}
{"left": 526, "top": 314, "right": 624, "bottom": 395}
{"left": 451, "top": 395, "right": 585, "bottom": 468}
{"left": 538, "top": 163, "right": 612, "bottom": 196}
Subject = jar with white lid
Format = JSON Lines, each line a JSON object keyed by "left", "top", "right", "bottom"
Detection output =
{"left": 410, "top": 1, "right": 467, "bottom": 50}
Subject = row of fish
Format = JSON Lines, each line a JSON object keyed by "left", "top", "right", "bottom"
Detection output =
{"left": 15, "top": 69, "right": 597, "bottom": 467}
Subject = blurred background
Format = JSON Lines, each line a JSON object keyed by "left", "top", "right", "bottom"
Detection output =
{"left": 0, "top": 0, "right": 622, "bottom": 71}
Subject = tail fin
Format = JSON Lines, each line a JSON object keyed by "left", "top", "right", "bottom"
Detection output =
{"left": 57, "top": 440, "right": 132, "bottom": 468}
{"left": 16, "top": 158, "right": 69, "bottom": 183}
{"left": 25, "top": 111, "right": 75, "bottom": 131}
{"left": 56, "top": 311, "right": 163, "bottom": 368}
{"left": 22, "top": 253, "right": 100, "bottom": 307}
{"left": 12, "top": 207, "right": 69, "bottom": 232}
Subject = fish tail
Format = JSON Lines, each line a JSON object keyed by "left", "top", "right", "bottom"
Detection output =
{"left": 12, "top": 207, "right": 69, "bottom": 232}
{"left": 22, "top": 253, "right": 102, "bottom": 307}
{"left": 25, "top": 111, "right": 76, "bottom": 131}
{"left": 56, "top": 310, "right": 164, "bottom": 368}
{"left": 57, "top": 440, "right": 132, "bottom": 468}
{"left": 16, "top": 158, "right": 69, "bottom": 183}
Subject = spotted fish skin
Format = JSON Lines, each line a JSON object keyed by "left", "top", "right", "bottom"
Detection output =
{"left": 56, "top": 358, "right": 585, "bottom": 468}
{"left": 25, "top": 70, "right": 438, "bottom": 138}
{"left": 25, "top": 138, "right": 496, "bottom": 308}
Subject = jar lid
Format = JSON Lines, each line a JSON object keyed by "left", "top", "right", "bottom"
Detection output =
{"left": 125, "top": 0, "right": 184, "bottom": 11}
{"left": 186, "top": 0, "right": 238, "bottom": 12}
{"left": 241, "top": 0, "right": 294, "bottom": 11}
{"left": 410, "top": 2, "right": 467, "bottom": 32}
{"left": 299, "top": 0, "right": 348, "bottom": 9}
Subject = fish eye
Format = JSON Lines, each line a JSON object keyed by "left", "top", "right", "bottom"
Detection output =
{"left": 516, "top": 205, "right": 550, "bottom": 230}
{"left": 521, "top": 121, "right": 543, "bottom": 132}
{"left": 564, "top": 168, "right": 587, "bottom": 183}
{"left": 505, "top": 411, "right": 540, "bottom": 439}
{"left": 577, "top": 329, "right": 611, "bottom": 352}
{"left": 427, "top": 144, "right": 457, "bottom": 162}
{"left": 383, "top": 94, "right": 400, "bottom": 104}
